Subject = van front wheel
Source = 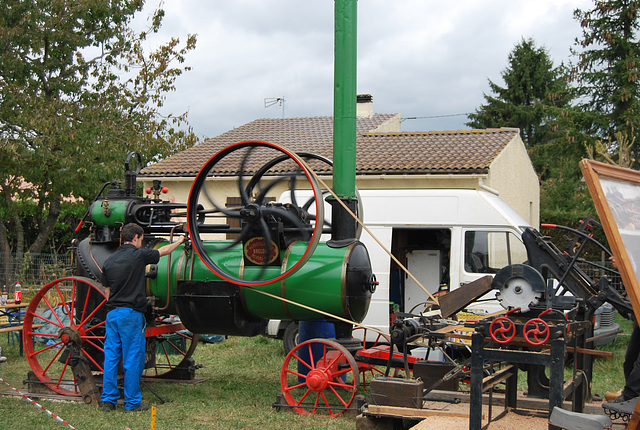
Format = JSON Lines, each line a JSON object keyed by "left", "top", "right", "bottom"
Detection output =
{"left": 283, "top": 322, "right": 299, "bottom": 355}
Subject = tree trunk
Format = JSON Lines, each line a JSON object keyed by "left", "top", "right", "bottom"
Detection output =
{"left": 29, "top": 197, "right": 61, "bottom": 255}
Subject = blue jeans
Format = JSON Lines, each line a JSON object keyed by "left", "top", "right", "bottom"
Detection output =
{"left": 101, "top": 307, "right": 146, "bottom": 410}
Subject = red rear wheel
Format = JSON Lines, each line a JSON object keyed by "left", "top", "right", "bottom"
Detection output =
{"left": 23, "top": 277, "right": 107, "bottom": 396}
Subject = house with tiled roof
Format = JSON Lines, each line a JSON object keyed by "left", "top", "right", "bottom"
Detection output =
{"left": 139, "top": 98, "right": 539, "bottom": 228}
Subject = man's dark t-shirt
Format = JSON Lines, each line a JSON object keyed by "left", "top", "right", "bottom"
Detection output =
{"left": 102, "top": 244, "right": 160, "bottom": 313}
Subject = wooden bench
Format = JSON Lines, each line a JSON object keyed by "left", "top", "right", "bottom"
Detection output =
{"left": 0, "top": 324, "right": 44, "bottom": 334}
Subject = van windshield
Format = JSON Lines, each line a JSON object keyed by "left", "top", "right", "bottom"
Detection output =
{"left": 464, "top": 230, "right": 528, "bottom": 274}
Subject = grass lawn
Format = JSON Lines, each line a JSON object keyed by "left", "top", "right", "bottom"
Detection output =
{"left": 0, "top": 314, "right": 633, "bottom": 430}
{"left": 0, "top": 335, "right": 353, "bottom": 430}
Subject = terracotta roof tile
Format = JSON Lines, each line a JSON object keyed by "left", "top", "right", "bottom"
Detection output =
{"left": 140, "top": 116, "right": 517, "bottom": 177}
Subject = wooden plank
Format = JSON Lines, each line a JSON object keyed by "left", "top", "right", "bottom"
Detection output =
{"left": 438, "top": 276, "right": 493, "bottom": 318}
{"left": 0, "top": 302, "right": 30, "bottom": 310}
{"left": 366, "top": 404, "right": 472, "bottom": 419}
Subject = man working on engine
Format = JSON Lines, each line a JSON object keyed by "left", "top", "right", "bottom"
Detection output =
{"left": 101, "top": 223, "right": 184, "bottom": 412}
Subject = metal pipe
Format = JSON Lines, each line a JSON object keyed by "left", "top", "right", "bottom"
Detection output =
{"left": 333, "top": 0, "right": 357, "bottom": 200}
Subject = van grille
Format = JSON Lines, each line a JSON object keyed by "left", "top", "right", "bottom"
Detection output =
{"left": 600, "top": 308, "right": 616, "bottom": 326}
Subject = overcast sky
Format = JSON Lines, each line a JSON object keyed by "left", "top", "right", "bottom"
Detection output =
{"left": 135, "top": 0, "right": 594, "bottom": 140}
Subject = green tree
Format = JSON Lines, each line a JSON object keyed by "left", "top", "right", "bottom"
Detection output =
{"left": 467, "top": 38, "right": 573, "bottom": 148}
{"left": 0, "top": 0, "right": 198, "bottom": 259}
{"left": 573, "top": 0, "right": 640, "bottom": 156}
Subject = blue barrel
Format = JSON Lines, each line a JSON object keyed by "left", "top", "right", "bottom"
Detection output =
{"left": 297, "top": 320, "right": 335, "bottom": 379}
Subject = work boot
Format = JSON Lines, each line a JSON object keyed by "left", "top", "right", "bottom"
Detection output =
{"left": 605, "top": 389, "right": 623, "bottom": 401}
{"left": 102, "top": 402, "right": 116, "bottom": 412}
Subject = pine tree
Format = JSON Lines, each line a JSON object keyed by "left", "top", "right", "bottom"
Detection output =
{"left": 467, "top": 38, "right": 572, "bottom": 148}
{"left": 573, "top": 0, "right": 640, "bottom": 156}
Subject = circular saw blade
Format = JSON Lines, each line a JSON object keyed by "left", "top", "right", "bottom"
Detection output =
{"left": 495, "top": 276, "right": 542, "bottom": 312}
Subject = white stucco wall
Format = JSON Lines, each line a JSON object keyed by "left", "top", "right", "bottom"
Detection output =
{"left": 484, "top": 132, "right": 540, "bottom": 228}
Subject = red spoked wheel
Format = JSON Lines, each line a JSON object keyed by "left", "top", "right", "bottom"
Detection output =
{"left": 523, "top": 318, "right": 550, "bottom": 346}
{"left": 23, "top": 277, "right": 107, "bottom": 396}
{"left": 143, "top": 321, "right": 199, "bottom": 378}
{"left": 280, "top": 338, "right": 360, "bottom": 417}
{"left": 489, "top": 317, "right": 516, "bottom": 344}
{"left": 352, "top": 326, "right": 391, "bottom": 389}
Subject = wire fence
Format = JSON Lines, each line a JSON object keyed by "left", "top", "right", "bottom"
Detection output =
{"left": 0, "top": 252, "right": 74, "bottom": 297}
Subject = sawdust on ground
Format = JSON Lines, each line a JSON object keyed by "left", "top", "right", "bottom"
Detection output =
{"left": 409, "top": 404, "right": 550, "bottom": 430}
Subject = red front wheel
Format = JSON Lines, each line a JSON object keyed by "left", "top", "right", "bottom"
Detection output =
{"left": 23, "top": 277, "right": 107, "bottom": 396}
{"left": 280, "top": 339, "right": 360, "bottom": 417}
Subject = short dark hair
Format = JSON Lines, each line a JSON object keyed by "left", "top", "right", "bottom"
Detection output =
{"left": 121, "top": 223, "right": 144, "bottom": 243}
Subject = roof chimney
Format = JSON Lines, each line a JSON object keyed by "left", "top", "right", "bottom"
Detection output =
{"left": 356, "top": 94, "right": 374, "bottom": 118}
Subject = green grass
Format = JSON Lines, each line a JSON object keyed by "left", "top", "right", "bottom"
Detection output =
{"left": 0, "top": 336, "right": 354, "bottom": 430}
{"left": 588, "top": 313, "right": 631, "bottom": 398}
{"left": 0, "top": 315, "right": 633, "bottom": 429}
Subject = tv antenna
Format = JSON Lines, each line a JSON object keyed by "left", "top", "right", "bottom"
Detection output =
{"left": 264, "top": 97, "right": 285, "bottom": 118}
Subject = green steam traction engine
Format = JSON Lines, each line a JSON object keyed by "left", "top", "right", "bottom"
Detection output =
{"left": 22, "top": 143, "right": 377, "bottom": 415}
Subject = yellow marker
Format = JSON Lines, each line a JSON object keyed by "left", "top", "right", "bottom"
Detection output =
{"left": 150, "top": 404, "right": 157, "bottom": 430}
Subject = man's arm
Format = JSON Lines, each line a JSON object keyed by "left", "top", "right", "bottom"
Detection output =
{"left": 158, "top": 235, "right": 185, "bottom": 257}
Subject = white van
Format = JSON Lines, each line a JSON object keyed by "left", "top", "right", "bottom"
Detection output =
{"left": 355, "top": 188, "right": 530, "bottom": 335}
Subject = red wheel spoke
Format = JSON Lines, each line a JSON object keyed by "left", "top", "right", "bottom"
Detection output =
{"left": 83, "top": 338, "right": 104, "bottom": 354}
{"left": 78, "top": 281, "right": 92, "bottom": 325}
{"left": 322, "top": 350, "right": 341, "bottom": 369}
{"left": 160, "top": 344, "right": 172, "bottom": 367}
{"left": 68, "top": 281, "right": 76, "bottom": 323}
{"left": 312, "top": 391, "right": 321, "bottom": 416}
{"left": 329, "top": 385, "right": 351, "bottom": 407}
{"left": 77, "top": 297, "right": 107, "bottom": 328}
{"left": 40, "top": 295, "right": 65, "bottom": 327}
{"left": 320, "top": 391, "right": 334, "bottom": 416}
{"left": 328, "top": 378, "right": 355, "bottom": 390}
{"left": 56, "top": 283, "right": 72, "bottom": 319}
{"left": 284, "top": 380, "right": 308, "bottom": 391}
{"left": 307, "top": 343, "right": 316, "bottom": 369}
{"left": 41, "top": 345, "right": 65, "bottom": 374}
{"left": 80, "top": 348, "right": 104, "bottom": 372}
{"left": 298, "top": 387, "right": 312, "bottom": 405}
{"left": 53, "top": 355, "right": 78, "bottom": 394}
{"left": 26, "top": 332, "right": 58, "bottom": 338}
{"left": 292, "top": 352, "right": 312, "bottom": 371}
{"left": 84, "top": 320, "right": 106, "bottom": 333}
{"left": 30, "top": 312, "right": 61, "bottom": 327}
{"left": 165, "top": 339, "right": 187, "bottom": 357}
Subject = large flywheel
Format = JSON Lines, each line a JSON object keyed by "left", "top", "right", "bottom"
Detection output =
{"left": 187, "top": 141, "right": 326, "bottom": 286}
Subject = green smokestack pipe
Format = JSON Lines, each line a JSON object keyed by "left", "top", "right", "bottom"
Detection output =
{"left": 333, "top": 0, "right": 357, "bottom": 200}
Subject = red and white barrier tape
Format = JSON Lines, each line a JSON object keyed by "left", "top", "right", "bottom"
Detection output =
{"left": 0, "top": 376, "right": 77, "bottom": 429}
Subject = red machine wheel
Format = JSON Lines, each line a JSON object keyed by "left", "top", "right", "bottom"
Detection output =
{"left": 352, "top": 326, "right": 390, "bottom": 388}
{"left": 23, "top": 277, "right": 107, "bottom": 396}
{"left": 143, "top": 322, "right": 199, "bottom": 378}
{"left": 523, "top": 318, "right": 550, "bottom": 346}
{"left": 489, "top": 317, "right": 516, "bottom": 344}
{"left": 280, "top": 338, "right": 360, "bottom": 417}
